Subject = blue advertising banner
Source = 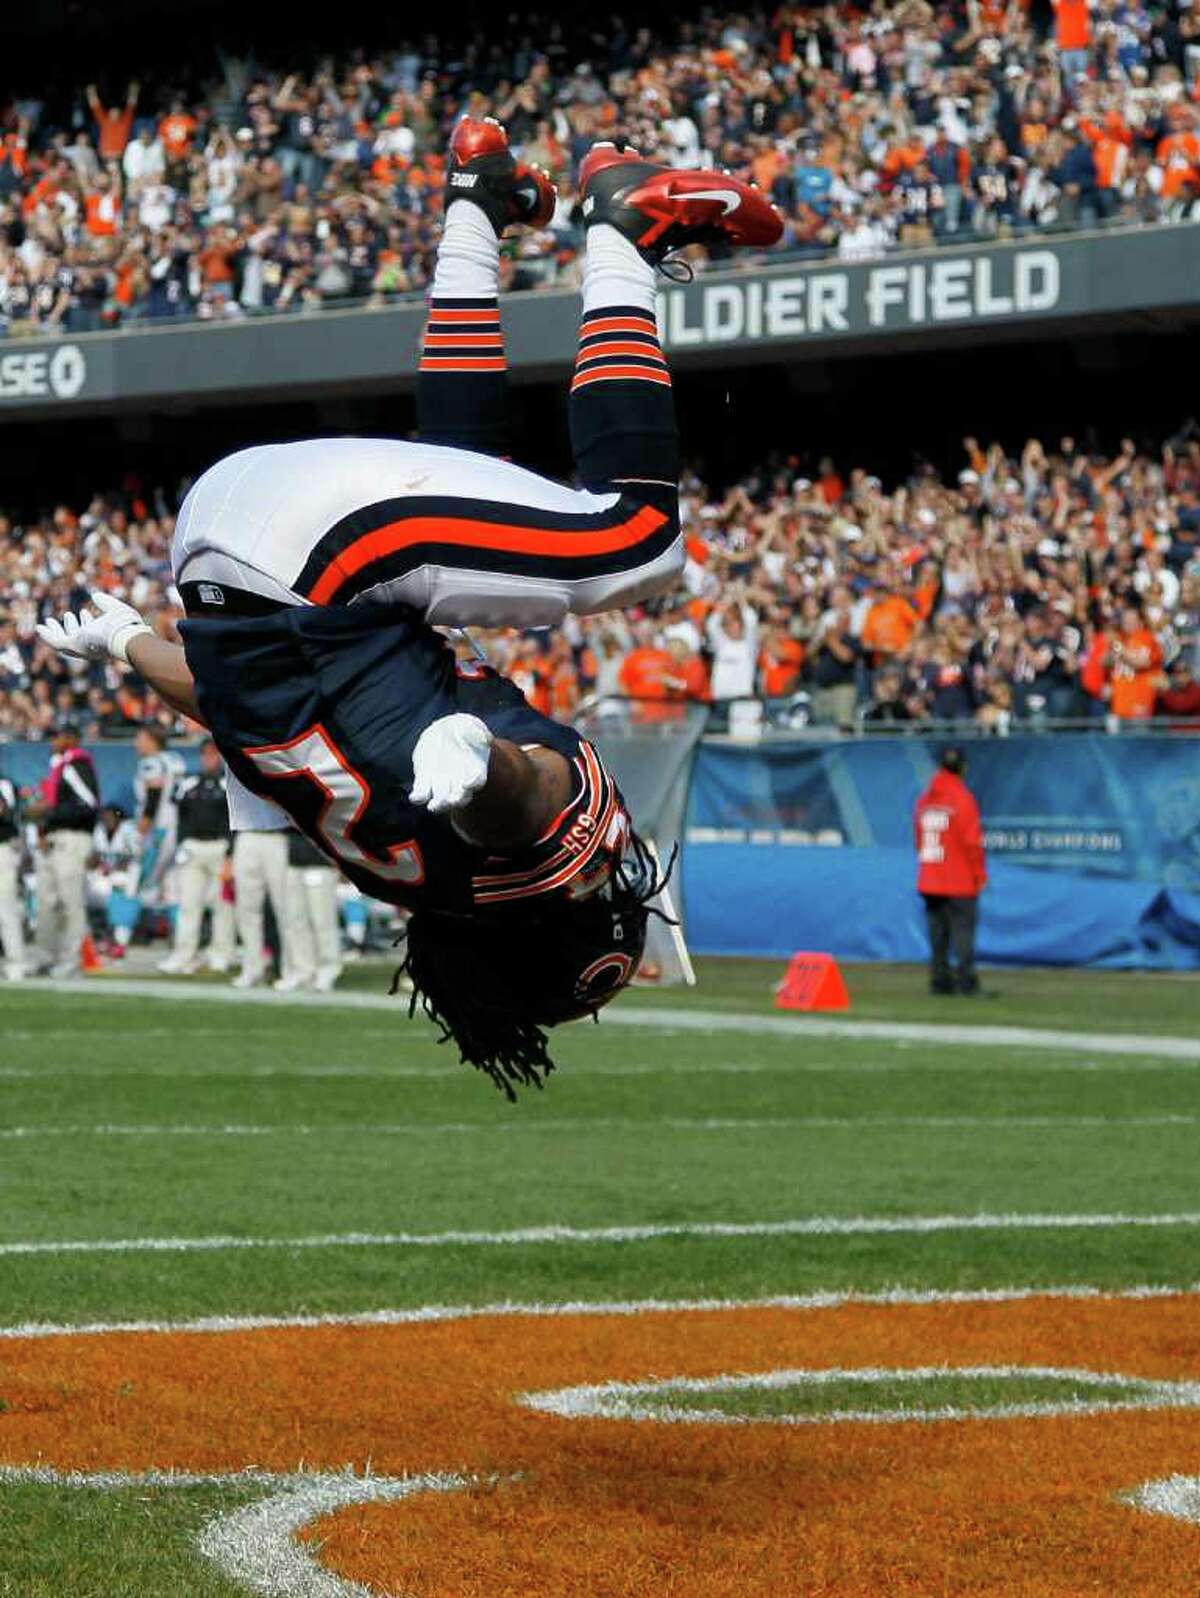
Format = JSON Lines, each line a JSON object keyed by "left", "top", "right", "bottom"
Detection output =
{"left": 683, "top": 736, "right": 1200, "bottom": 970}
{"left": 5, "top": 733, "right": 1199, "bottom": 969}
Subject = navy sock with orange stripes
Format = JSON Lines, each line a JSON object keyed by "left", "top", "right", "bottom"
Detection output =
{"left": 568, "top": 304, "right": 679, "bottom": 491}
{"left": 417, "top": 296, "right": 510, "bottom": 457}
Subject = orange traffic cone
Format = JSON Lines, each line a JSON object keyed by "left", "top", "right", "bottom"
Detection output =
{"left": 80, "top": 934, "right": 103, "bottom": 974}
{"left": 775, "top": 952, "right": 850, "bottom": 1012}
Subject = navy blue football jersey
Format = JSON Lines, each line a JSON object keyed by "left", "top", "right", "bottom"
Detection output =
{"left": 180, "top": 603, "right": 630, "bottom": 913}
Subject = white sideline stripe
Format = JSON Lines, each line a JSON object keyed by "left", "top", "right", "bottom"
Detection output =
{"left": 7, "top": 1209, "right": 1200, "bottom": 1258}
{"left": 17, "top": 976, "right": 1200, "bottom": 1060}
{"left": 518, "top": 1364, "right": 1200, "bottom": 1427}
{"left": 0, "top": 1465, "right": 482, "bottom": 1598}
{"left": 1, "top": 1113, "right": 1199, "bottom": 1141}
{"left": 2, "top": 1059, "right": 1196, "bottom": 1079}
{"left": 4, "top": 1282, "right": 1200, "bottom": 1341}
{"left": 5, "top": 1059, "right": 1166, "bottom": 1081}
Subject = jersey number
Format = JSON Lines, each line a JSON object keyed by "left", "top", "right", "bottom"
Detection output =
{"left": 244, "top": 724, "right": 424, "bottom": 886}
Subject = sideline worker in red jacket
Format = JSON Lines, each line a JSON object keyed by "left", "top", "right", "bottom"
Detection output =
{"left": 914, "top": 747, "right": 987, "bottom": 995}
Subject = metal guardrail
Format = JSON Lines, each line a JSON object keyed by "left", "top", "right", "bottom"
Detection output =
{"left": 1, "top": 704, "right": 1196, "bottom": 758}
{"left": 578, "top": 699, "right": 1200, "bottom": 742}
{"left": 6, "top": 213, "right": 1187, "bottom": 343}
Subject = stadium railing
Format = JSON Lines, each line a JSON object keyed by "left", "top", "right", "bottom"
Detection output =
{"left": 18, "top": 211, "right": 1197, "bottom": 340}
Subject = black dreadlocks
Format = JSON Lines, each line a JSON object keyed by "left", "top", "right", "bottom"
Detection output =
{"left": 391, "top": 834, "right": 677, "bottom": 1100}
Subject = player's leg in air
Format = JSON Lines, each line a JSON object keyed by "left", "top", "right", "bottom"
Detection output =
{"left": 36, "top": 121, "right": 780, "bottom": 1096}
{"left": 412, "top": 116, "right": 782, "bottom": 622}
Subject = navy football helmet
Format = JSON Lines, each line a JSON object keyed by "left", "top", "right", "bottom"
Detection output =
{"left": 394, "top": 832, "right": 670, "bottom": 1097}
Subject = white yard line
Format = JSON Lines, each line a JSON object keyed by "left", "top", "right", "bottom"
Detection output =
{"left": 0, "top": 1114, "right": 1198, "bottom": 1141}
{"left": 6, "top": 1209, "right": 1200, "bottom": 1259}
{"left": 10, "top": 975, "right": 1200, "bottom": 1059}
{"left": 3, "top": 1281, "right": 1198, "bottom": 1342}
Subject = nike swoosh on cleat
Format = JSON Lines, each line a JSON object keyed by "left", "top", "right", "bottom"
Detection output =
{"left": 671, "top": 188, "right": 743, "bottom": 214}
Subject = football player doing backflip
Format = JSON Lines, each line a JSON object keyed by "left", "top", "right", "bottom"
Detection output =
{"left": 38, "top": 120, "right": 781, "bottom": 1095}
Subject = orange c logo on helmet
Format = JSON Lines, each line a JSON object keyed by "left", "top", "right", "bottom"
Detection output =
{"left": 574, "top": 951, "right": 634, "bottom": 1003}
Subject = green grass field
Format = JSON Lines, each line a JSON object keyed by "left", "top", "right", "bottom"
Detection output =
{"left": 2, "top": 958, "right": 1198, "bottom": 1596}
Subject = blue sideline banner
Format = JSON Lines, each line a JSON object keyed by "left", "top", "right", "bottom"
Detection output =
{"left": 6, "top": 733, "right": 1199, "bottom": 968}
{"left": 683, "top": 735, "right": 1200, "bottom": 969}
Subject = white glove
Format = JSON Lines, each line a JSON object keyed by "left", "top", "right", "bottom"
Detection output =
{"left": 409, "top": 713, "right": 494, "bottom": 814}
{"left": 36, "top": 591, "right": 154, "bottom": 666}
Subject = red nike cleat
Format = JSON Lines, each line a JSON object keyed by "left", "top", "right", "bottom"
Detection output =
{"left": 445, "top": 116, "right": 555, "bottom": 235}
{"left": 579, "top": 141, "right": 783, "bottom": 263}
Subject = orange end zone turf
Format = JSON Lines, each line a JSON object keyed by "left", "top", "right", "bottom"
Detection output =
{"left": 5, "top": 1296, "right": 1200, "bottom": 1593}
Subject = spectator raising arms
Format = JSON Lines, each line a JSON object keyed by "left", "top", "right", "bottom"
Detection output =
{"left": 1, "top": 433, "right": 1198, "bottom": 739}
{"left": 3, "top": 6, "right": 1200, "bottom": 336}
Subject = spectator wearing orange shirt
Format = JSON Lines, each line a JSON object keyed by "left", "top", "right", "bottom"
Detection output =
{"left": 20, "top": 162, "right": 63, "bottom": 219}
{"left": 1156, "top": 108, "right": 1200, "bottom": 207}
{"left": 508, "top": 636, "right": 551, "bottom": 716}
{"left": 1082, "top": 110, "right": 1131, "bottom": 219}
{"left": 618, "top": 630, "right": 682, "bottom": 724}
{"left": 662, "top": 636, "right": 710, "bottom": 702}
{"left": 912, "top": 562, "right": 940, "bottom": 623}
{"left": 197, "top": 226, "right": 239, "bottom": 305}
{"left": 758, "top": 625, "right": 805, "bottom": 698}
{"left": 618, "top": 633, "right": 673, "bottom": 700}
{"left": 86, "top": 82, "right": 139, "bottom": 164}
{"left": 860, "top": 585, "right": 920, "bottom": 662}
{"left": 84, "top": 172, "right": 121, "bottom": 238}
{"left": 543, "top": 634, "right": 580, "bottom": 719}
{"left": 1053, "top": 0, "right": 1092, "bottom": 80}
{"left": 880, "top": 133, "right": 925, "bottom": 191}
{"left": 159, "top": 100, "right": 198, "bottom": 181}
{"left": 1079, "top": 619, "right": 1112, "bottom": 713}
{"left": 816, "top": 456, "right": 844, "bottom": 505}
{"left": 1106, "top": 603, "right": 1163, "bottom": 719}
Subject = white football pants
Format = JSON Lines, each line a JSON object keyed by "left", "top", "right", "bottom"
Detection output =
{"left": 232, "top": 829, "right": 289, "bottom": 982}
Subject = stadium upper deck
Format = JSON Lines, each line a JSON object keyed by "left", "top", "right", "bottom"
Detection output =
{"left": 1, "top": 2, "right": 1198, "bottom": 334}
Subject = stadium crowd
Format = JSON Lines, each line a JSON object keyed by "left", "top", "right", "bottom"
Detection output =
{"left": 2, "top": 2, "right": 1200, "bottom": 333}
{"left": 2, "top": 430, "right": 1199, "bottom": 739}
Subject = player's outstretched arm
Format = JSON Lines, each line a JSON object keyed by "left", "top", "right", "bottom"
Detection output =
{"left": 125, "top": 634, "right": 202, "bottom": 723}
{"left": 409, "top": 713, "right": 572, "bottom": 851}
{"left": 36, "top": 593, "right": 204, "bottom": 723}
